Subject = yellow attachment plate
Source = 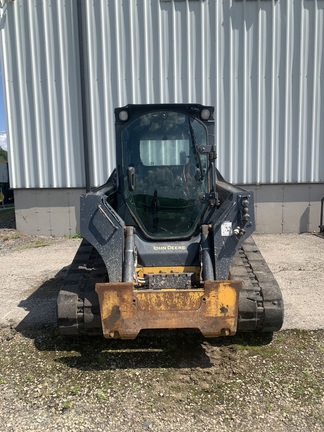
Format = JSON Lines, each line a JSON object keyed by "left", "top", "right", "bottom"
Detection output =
{"left": 95, "top": 280, "right": 242, "bottom": 339}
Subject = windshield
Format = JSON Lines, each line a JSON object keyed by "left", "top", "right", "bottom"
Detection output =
{"left": 122, "top": 111, "right": 209, "bottom": 239}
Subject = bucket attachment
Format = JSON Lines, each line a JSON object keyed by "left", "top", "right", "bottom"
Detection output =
{"left": 95, "top": 280, "right": 242, "bottom": 339}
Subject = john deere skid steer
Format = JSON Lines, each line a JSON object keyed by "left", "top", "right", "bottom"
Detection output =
{"left": 57, "top": 104, "right": 283, "bottom": 339}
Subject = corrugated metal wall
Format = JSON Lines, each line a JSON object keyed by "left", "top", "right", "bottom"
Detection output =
{"left": 0, "top": 0, "right": 85, "bottom": 188}
{"left": 1, "top": 0, "right": 324, "bottom": 188}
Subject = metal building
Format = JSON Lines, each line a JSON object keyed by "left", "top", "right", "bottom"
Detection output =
{"left": 0, "top": 0, "right": 323, "bottom": 235}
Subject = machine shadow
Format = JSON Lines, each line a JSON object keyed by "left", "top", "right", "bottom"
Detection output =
{"left": 31, "top": 328, "right": 273, "bottom": 372}
{"left": 36, "top": 330, "right": 215, "bottom": 370}
{"left": 15, "top": 266, "right": 70, "bottom": 334}
{"left": 15, "top": 265, "right": 273, "bottom": 371}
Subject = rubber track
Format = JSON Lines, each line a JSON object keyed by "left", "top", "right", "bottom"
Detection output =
{"left": 58, "top": 237, "right": 284, "bottom": 335}
{"left": 231, "top": 237, "right": 284, "bottom": 333}
{"left": 57, "top": 239, "right": 107, "bottom": 335}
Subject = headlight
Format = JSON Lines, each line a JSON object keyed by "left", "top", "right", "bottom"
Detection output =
{"left": 200, "top": 108, "right": 211, "bottom": 120}
{"left": 119, "top": 110, "right": 129, "bottom": 121}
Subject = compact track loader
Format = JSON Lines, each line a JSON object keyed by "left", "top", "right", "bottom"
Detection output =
{"left": 57, "top": 104, "right": 283, "bottom": 339}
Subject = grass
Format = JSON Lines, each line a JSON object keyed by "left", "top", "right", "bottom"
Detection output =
{"left": 16, "top": 239, "right": 52, "bottom": 250}
{"left": 66, "top": 233, "right": 82, "bottom": 239}
{"left": 0, "top": 207, "right": 15, "bottom": 215}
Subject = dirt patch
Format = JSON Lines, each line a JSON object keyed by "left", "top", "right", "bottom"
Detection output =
{"left": 0, "top": 209, "right": 71, "bottom": 256}
{"left": 0, "top": 327, "right": 323, "bottom": 431}
{"left": 0, "top": 324, "right": 16, "bottom": 343}
{"left": 0, "top": 228, "right": 71, "bottom": 256}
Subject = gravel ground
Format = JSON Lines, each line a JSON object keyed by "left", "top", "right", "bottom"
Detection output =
{"left": 0, "top": 327, "right": 323, "bottom": 432}
{"left": 0, "top": 216, "right": 323, "bottom": 431}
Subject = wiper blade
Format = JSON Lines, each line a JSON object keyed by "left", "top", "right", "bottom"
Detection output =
{"left": 188, "top": 117, "right": 204, "bottom": 181}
